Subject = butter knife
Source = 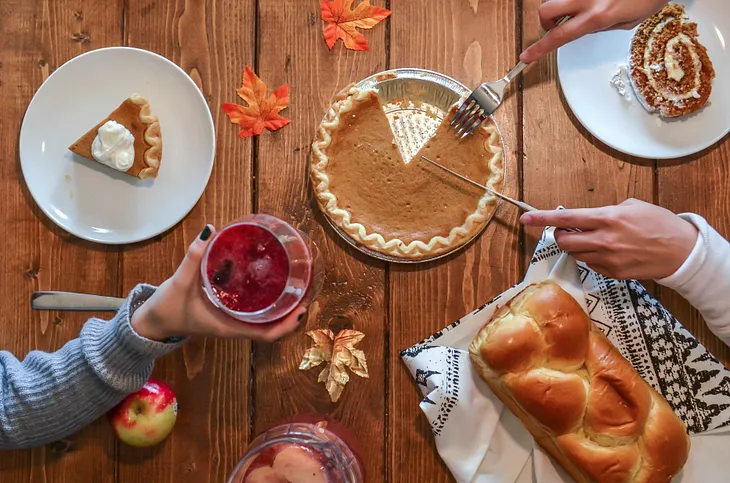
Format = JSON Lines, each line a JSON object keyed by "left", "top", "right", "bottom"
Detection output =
{"left": 420, "top": 155, "right": 538, "bottom": 212}
{"left": 32, "top": 291, "right": 125, "bottom": 311}
{"left": 420, "top": 155, "right": 582, "bottom": 233}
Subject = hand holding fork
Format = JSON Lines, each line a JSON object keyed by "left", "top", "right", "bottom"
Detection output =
{"left": 450, "top": 16, "right": 571, "bottom": 138}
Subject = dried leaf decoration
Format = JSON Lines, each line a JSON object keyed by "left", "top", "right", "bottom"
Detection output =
{"left": 300, "top": 329, "right": 334, "bottom": 371}
{"left": 222, "top": 66, "right": 291, "bottom": 137}
{"left": 299, "top": 329, "right": 369, "bottom": 402}
{"left": 321, "top": 0, "right": 391, "bottom": 51}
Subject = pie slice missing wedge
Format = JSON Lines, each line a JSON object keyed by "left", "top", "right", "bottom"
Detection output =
{"left": 311, "top": 85, "right": 505, "bottom": 260}
{"left": 69, "top": 94, "right": 162, "bottom": 179}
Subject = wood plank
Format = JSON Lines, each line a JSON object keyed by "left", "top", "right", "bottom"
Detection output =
{"left": 253, "top": 0, "right": 388, "bottom": 480}
{"left": 520, "top": 2, "right": 654, "bottom": 258}
{"left": 118, "top": 1, "right": 255, "bottom": 482}
{"left": 388, "top": 1, "right": 521, "bottom": 481}
{"left": 657, "top": 149, "right": 730, "bottom": 366}
{"left": 0, "top": 1, "right": 121, "bottom": 482}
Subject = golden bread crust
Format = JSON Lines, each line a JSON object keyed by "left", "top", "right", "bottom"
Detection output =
{"left": 468, "top": 280, "right": 690, "bottom": 483}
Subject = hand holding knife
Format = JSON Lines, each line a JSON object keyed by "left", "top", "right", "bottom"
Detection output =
{"left": 419, "top": 155, "right": 580, "bottom": 232}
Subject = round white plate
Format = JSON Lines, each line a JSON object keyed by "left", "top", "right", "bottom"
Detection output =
{"left": 557, "top": 0, "right": 730, "bottom": 159}
{"left": 20, "top": 47, "right": 215, "bottom": 244}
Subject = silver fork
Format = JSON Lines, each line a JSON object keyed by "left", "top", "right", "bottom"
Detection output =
{"left": 451, "top": 15, "right": 572, "bottom": 138}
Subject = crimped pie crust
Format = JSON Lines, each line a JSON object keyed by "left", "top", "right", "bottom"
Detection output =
{"left": 128, "top": 94, "right": 163, "bottom": 179}
{"left": 311, "top": 85, "right": 505, "bottom": 259}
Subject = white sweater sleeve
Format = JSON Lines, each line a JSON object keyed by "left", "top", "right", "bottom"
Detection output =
{"left": 656, "top": 214, "right": 730, "bottom": 345}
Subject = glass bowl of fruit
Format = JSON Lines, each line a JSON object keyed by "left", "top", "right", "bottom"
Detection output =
{"left": 227, "top": 414, "right": 364, "bottom": 483}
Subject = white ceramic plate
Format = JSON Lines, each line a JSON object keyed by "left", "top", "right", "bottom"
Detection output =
{"left": 20, "top": 47, "right": 215, "bottom": 244}
{"left": 557, "top": 0, "right": 730, "bottom": 159}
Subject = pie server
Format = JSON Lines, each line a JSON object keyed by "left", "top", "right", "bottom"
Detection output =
{"left": 31, "top": 291, "right": 124, "bottom": 311}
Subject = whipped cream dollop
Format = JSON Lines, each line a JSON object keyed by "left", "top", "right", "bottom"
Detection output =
{"left": 91, "top": 120, "right": 135, "bottom": 172}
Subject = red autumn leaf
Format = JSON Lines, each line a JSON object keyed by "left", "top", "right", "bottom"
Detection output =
{"left": 222, "top": 66, "right": 291, "bottom": 137}
{"left": 321, "top": 0, "right": 391, "bottom": 51}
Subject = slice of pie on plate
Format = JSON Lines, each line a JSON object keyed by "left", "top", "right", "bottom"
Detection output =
{"left": 310, "top": 85, "right": 505, "bottom": 260}
{"left": 69, "top": 94, "right": 162, "bottom": 179}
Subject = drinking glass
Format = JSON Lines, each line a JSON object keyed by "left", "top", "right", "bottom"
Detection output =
{"left": 201, "top": 214, "right": 324, "bottom": 324}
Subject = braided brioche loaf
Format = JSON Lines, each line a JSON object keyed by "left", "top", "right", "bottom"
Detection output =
{"left": 468, "top": 281, "right": 690, "bottom": 483}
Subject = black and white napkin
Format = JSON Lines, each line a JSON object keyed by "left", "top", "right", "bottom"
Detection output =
{"left": 401, "top": 226, "right": 730, "bottom": 483}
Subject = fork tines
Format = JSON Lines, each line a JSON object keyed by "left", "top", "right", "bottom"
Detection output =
{"left": 450, "top": 97, "right": 486, "bottom": 138}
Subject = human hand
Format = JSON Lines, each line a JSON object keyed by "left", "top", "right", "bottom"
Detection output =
{"left": 519, "top": 199, "right": 698, "bottom": 280}
{"left": 131, "top": 225, "right": 306, "bottom": 343}
{"left": 520, "top": 0, "right": 669, "bottom": 63}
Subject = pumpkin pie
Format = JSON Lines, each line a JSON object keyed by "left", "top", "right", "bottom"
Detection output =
{"left": 311, "top": 85, "right": 504, "bottom": 259}
{"left": 69, "top": 94, "right": 162, "bottom": 179}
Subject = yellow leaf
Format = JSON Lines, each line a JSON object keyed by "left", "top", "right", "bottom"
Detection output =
{"left": 299, "top": 328, "right": 368, "bottom": 403}
{"left": 298, "top": 329, "right": 334, "bottom": 371}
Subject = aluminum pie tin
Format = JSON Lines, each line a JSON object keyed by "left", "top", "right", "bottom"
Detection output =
{"left": 312, "top": 68, "right": 508, "bottom": 264}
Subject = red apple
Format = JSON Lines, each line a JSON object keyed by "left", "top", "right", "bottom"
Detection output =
{"left": 108, "top": 378, "right": 178, "bottom": 447}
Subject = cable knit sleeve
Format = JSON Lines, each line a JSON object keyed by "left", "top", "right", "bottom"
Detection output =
{"left": 0, "top": 284, "right": 184, "bottom": 449}
{"left": 656, "top": 214, "right": 730, "bottom": 345}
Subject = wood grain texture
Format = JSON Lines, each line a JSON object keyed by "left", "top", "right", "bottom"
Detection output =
{"left": 253, "top": 0, "right": 388, "bottom": 479}
{"left": 388, "top": 0, "right": 521, "bottom": 481}
{"left": 520, "top": 0, "right": 653, "bottom": 257}
{"left": 118, "top": 1, "right": 255, "bottom": 482}
{"left": 2, "top": 2, "right": 727, "bottom": 483}
{"left": 0, "top": 1, "right": 122, "bottom": 482}
{"left": 657, "top": 148, "right": 730, "bottom": 366}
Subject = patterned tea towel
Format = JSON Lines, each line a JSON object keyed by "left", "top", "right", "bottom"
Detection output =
{"left": 401, "top": 226, "right": 730, "bottom": 483}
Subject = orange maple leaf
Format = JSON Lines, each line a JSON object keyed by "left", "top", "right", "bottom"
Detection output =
{"left": 222, "top": 66, "right": 291, "bottom": 137}
{"left": 321, "top": 0, "right": 391, "bottom": 51}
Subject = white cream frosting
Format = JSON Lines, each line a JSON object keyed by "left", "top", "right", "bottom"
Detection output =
{"left": 91, "top": 120, "right": 135, "bottom": 172}
{"left": 665, "top": 36, "right": 686, "bottom": 81}
{"left": 610, "top": 63, "right": 634, "bottom": 103}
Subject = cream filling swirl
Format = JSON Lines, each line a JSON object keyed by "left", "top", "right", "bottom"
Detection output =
{"left": 643, "top": 17, "right": 702, "bottom": 101}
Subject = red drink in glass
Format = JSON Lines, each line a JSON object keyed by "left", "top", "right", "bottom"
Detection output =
{"left": 227, "top": 414, "right": 364, "bottom": 483}
{"left": 201, "top": 214, "right": 324, "bottom": 324}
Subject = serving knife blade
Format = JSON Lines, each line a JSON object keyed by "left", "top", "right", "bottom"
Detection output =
{"left": 420, "top": 155, "right": 538, "bottom": 212}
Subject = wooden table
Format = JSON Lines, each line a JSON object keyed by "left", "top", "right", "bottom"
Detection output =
{"left": 1, "top": 1, "right": 728, "bottom": 481}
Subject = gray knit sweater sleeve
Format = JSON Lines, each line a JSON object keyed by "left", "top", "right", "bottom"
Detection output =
{"left": 0, "top": 284, "right": 184, "bottom": 449}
